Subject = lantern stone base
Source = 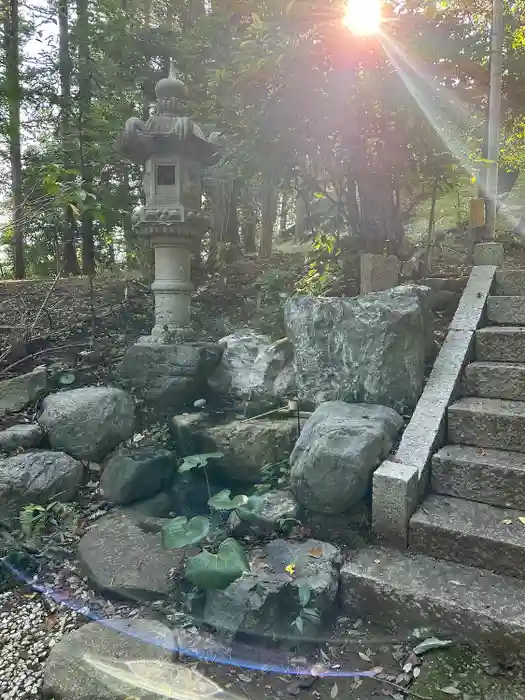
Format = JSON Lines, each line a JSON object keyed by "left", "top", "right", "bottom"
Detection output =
{"left": 117, "top": 340, "right": 222, "bottom": 414}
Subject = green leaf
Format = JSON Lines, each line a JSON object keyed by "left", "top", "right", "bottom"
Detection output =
{"left": 293, "top": 615, "right": 304, "bottom": 633}
{"left": 208, "top": 489, "right": 249, "bottom": 511}
{"left": 184, "top": 538, "right": 250, "bottom": 590}
{"left": 298, "top": 582, "right": 311, "bottom": 606}
{"left": 161, "top": 516, "right": 210, "bottom": 549}
{"left": 179, "top": 453, "right": 223, "bottom": 473}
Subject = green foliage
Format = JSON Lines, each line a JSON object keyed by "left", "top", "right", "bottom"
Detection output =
{"left": 161, "top": 516, "right": 211, "bottom": 549}
{"left": 254, "top": 459, "right": 290, "bottom": 494}
{"left": 19, "top": 501, "right": 77, "bottom": 540}
{"left": 184, "top": 538, "right": 250, "bottom": 590}
{"left": 179, "top": 453, "right": 223, "bottom": 473}
{"left": 161, "top": 452, "right": 251, "bottom": 590}
{"left": 207, "top": 489, "right": 249, "bottom": 511}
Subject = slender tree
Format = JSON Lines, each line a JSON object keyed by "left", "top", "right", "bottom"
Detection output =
{"left": 4, "top": 0, "right": 24, "bottom": 278}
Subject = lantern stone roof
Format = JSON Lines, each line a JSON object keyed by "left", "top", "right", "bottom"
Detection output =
{"left": 118, "top": 62, "right": 220, "bottom": 167}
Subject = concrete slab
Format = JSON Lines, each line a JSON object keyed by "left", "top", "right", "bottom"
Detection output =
{"left": 473, "top": 242, "right": 504, "bottom": 267}
{"left": 410, "top": 493, "right": 525, "bottom": 578}
{"left": 448, "top": 396, "right": 525, "bottom": 452}
{"left": 476, "top": 326, "right": 525, "bottom": 362}
{"left": 494, "top": 269, "right": 525, "bottom": 296}
{"left": 340, "top": 546, "right": 525, "bottom": 658}
{"left": 372, "top": 461, "right": 419, "bottom": 547}
{"left": 465, "top": 361, "right": 525, "bottom": 400}
{"left": 450, "top": 265, "right": 496, "bottom": 331}
{"left": 487, "top": 296, "right": 525, "bottom": 325}
{"left": 394, "top": 329, "right": 473, "bottom": 488}
{"left": 432, "top": 444, "right": 525, "bottom": 510}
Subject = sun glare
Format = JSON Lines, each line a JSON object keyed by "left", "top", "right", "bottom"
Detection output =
{"left": 343, "top": 0, "right": 382, "bottom": 35}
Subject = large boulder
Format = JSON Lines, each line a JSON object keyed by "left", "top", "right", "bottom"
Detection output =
{"left": 42, "top": 618, "right": 176, "bottom": 700}
{"left": 38, "top": 386, "right": 135, "bottom": 462}
{"left": 284, "top": 286, "right": 429, "bottom": 412}
{"left": 118, "top": 341, "right": 221, "bottom": 410}
{"left": 0, "top": 368, "right": 47, "bottom": 417}
{"left": 172, "top": 413, "right": 298, "bottom": 483}
{"left": 0, "top": 450, "right": 83, "bottom": 521}
{"left": 100, "top": 446, "right": 176, "bottom": 505}
{"left": 290, "top": 401, "right": 403, "bottom": 514}
{"left": 78, "top": 511, "right": 182, "bottom": 601}
{"left": 0, "top": 423, "right": 43, "bottom": 453}
{"left": 204, "top": 538, "right": 341, "bottom": 639}
{"left": 208, "top": 331, "right": 296, "bottom": 410}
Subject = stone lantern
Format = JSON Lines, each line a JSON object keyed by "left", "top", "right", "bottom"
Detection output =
{"left": 117, "top": 63, "right": 221, "bottom": 409}
{"left": 119, "top": 61, "right": 219, "bottom": 342}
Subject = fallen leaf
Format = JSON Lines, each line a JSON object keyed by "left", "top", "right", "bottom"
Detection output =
{"left": 358, "top": 651, "right": 372, "bottom": 662}
{"left": 237, "top": 673, "right": 252, "bottom": 683}
{"left": 440, "top": 687, "right": 461, "bottom": 695}
{"left": 349, "top": 678, "right": 363, "bottom": 693}
{"left": 330, "top": 681, "right": 339, "bottom": 698}
{"left": 402, "top": 661, "right": 413, "bottom": 673}
{"left": 369, "top": 666, "right": 384, "bottom": 676}
{"left": 502, "top": 519, "right": 513, "bottom": 525}
{"left": 413, "top": 637, "right": 454, "bottom": 655}
{"left": 413, "top": 667, "right": 421, "bottom": 678}
{"left": 519, "top": 517, "right": 525, "bottom": 525}
{"left": 308, "top": 547, "right": 323, "bottom": 558}
{"left": 310, "top": 663, "right": 327, "bottom": 677}
{"left": 319, "top": 649, "right": 330, "bottom": 663}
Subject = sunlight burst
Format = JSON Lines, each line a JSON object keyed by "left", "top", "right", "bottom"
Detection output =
{"left": 343, "top": 0, "right": 382, "bottom": 35}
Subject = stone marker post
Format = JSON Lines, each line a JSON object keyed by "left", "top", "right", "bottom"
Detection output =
{"left": 360, "top": 254, "right": 400, "bottom": 295}
{"left": 116, "top": 63, "right": 222, "bottom": 409}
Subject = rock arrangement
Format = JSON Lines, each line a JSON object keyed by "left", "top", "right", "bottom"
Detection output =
{"left": 0, "top": 283, "right": 434, "bottom": 699}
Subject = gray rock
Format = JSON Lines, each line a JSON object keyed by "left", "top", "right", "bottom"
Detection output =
{"left": 0, "top": 450, "right": 83, "bottom": 521}
{"left": 204, "top": 538, "right": 341, "bottom": 639}
{"left": 38, "top": 386, "right": 135, "bottom": 461}
{"left": 208, "top": 330, "right": 271, "bottom": 399}
{"left": 290, "top": 401, "right": 403, "bottom": 514}
{"left": 42, "top": 618, "right": 175, "bottom": 700}
{"left": 124, "top": 491, "right": 173, "bottom": 518}
{"left": 118, "top": 341, "right": 221, "bottom": 408}
{"left": 227, "top": 489, "right": 299, "bottom": 535}
{"left": 100, "top": 446, "right": 176, "bottom": 505}
{"left": 0, "top": 368, "right": 47, "bottom": 417}
{"left": 208, "top": 331, "right": 296, "bottom": 408}
{"left": 285, "top": 286, "right": 428, "bottom": 412}
{"left": 172, "top": 413, "right": 298, "bottom": 483}
{"left": 0, "top": 423, "right": 43, "bottom": 453}
{"left": 78, "top": 511, "right": 182, "bottom": 600}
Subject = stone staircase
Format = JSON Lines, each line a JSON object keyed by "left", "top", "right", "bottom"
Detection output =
{"left": 342, "top": 269, "right": 525, "bottom": 653}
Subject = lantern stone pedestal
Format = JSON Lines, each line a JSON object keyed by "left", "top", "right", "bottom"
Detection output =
{"left": 116, "top": 63, "right": 222, "bottom": 413}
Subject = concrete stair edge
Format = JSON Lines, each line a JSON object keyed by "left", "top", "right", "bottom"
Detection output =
{"left": 409, "top": 493, "right": 525, "bottom": 579}
{"left": 448, "top": 396, "right": 525, "bottom": 452}
{"left": 341, "top": 546, "right": 525, "bottom": 659}
{"left": 432, "top": 444, "right": 525, "bottom": 509}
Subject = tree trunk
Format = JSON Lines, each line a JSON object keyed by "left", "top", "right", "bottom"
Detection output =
{"left": 259, "top": 180, "right": 277, "bottom": 258}
{"left": 278, "top": 192, "right": 289, "bottom": 239}
{"left": 121, "top": 165, "right": 135, "bottom": 266}
{"left": 242, "top": 210, "right": 257, "bottom": 253}
{"left": 58, "top": 0, "right": 79, "bottom": 275}
{"left": 4, "top": 0, "right": 24, "bottom": 278}
{"left": 76, "top": 0, "right": 94, "bottom": 274}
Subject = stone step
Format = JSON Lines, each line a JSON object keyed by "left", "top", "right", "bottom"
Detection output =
{"left": 476, "top": 326, "right": 525, "bottom": 362}
{"left": 464, "top": 361, "right": 525, "bottom": 400}
{"left": 409, "top": 494, "right": 525, "bottom": 578}
{"left": 340, "top": 546, "right": 525, "bottom": 658}
{"left": 432, "top": 444, "right": 525, "bottom": 509}
{"left": 448, "top": 396, "right": 525, "bottom": 452}
{"left": 487, "top": 296, "right": 525, "bottom": 325}
{"left": 494, "top": 269, "right": 525, "bottom": 296}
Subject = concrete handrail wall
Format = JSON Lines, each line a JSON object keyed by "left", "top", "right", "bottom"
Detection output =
{"left": 371, "top": 265, "right": 498, "bottom": 547}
